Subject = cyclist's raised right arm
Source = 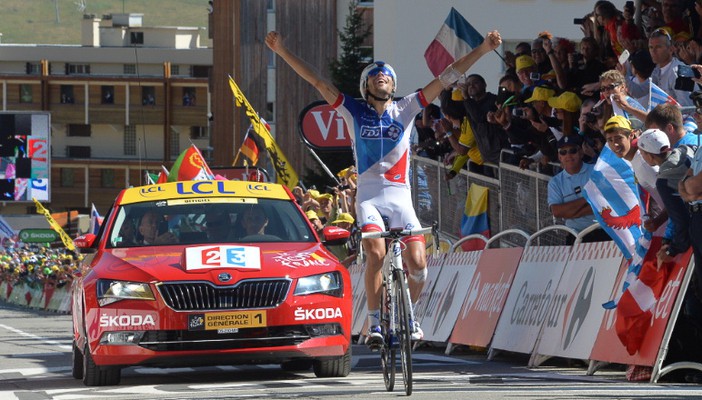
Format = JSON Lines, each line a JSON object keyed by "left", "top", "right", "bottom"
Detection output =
{"left": 265, "top": 31, "right": 340, "bottom": 105}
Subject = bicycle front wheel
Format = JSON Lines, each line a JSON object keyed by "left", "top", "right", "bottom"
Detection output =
{"left": 379, "top": 281, "right": 395, "bottom": 392}
{"left": 394, "top": 269, "right": 413, "bottom": 396}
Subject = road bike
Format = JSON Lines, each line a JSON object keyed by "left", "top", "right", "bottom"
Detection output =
{"left": 360, "top": 225, "right": 435, "bottom": 396}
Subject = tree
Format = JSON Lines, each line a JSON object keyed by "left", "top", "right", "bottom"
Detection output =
{"left": 304, "top": 1, "right": 371, "bottom": 189}
{"left": 328, "top": 1, "right": 372, "bottom": 97}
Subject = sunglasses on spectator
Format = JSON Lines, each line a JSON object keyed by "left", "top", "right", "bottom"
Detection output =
{"left": 600, "top": 83, "right": 621, "bottom": 92}
{"left": 652, "top": 28, "right": 672, "bottom": 43}
{"left": 558, "top": 147, "right": 579, "bottom": 156}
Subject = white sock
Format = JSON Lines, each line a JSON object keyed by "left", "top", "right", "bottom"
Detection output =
{"left": 367, "top": 310, "right": 380, "bottom": 326}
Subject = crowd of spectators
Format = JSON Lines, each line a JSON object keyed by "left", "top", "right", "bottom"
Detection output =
{"left": 0, "top": 245, "right": 78, "bottom": 290}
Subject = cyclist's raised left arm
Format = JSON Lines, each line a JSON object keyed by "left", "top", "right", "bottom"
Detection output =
{"left": 421, "top": 30, "right": 502, "bottom": 103}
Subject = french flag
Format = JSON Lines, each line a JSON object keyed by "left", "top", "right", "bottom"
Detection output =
{"left": 424, "top": 8, "right": 483, "bottom": 77}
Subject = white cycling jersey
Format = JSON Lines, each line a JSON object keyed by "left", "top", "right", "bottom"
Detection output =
{"left": 332, "top": 91, "right": 428, "bottom": 231}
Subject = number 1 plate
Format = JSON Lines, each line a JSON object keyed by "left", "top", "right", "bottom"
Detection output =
{"left": 188, "top": 311, "right": 267, "bottom": 331}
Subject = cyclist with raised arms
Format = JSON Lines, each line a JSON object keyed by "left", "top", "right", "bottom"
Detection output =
{"left": 266, "top": 29, "right": 502, "bottom": 347}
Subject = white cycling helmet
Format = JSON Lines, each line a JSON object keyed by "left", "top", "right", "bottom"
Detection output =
{"left": 359, "top": 61, "right": 397, "bottom": 101}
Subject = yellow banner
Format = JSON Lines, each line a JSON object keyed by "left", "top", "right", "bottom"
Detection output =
{"left": 32, "top": 198, "right": 76, "bottom": 252}
{"left": 228, "top": 76, "right": 299, "bottom": 189}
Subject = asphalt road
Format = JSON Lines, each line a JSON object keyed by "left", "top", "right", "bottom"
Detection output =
{"left": 1, "top": 302, "right": 702, "bottom": 399}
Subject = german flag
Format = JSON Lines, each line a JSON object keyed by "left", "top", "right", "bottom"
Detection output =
{"left": 241, "top": 135, "right": 259, "bottom": 165}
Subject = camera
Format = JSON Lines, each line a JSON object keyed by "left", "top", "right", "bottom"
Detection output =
{"left": 530, "top": 72, "right": 541, "bottom": 81}
{"left": 512, "top": 108, "right": 525, "bottom": 118}
{"left": 573, "top": 18, "right": 585, "bottom": 25}
{"left": 338, "top": 184, "right": 351, "bottom": 190}
{"left": 585, "top": 112, "right": 598, "bottom": 124}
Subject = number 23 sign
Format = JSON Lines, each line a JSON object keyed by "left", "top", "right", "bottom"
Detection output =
{"left": 185, "top": 245, "right": 261, "bottom": 271}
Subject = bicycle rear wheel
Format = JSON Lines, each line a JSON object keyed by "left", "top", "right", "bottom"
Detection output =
{"left": 379, "top": 281, "right": 395, "bottom": 391}
{"left": 395, "top": 269, "right": 413, "bottom": 396}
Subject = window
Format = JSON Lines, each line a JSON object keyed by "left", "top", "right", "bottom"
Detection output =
{"left": 130, "top": 31, "right": 144, "bottom": 45}
{"left": 171, "top": 65, "right": 180, "bottom": 75}
{"left": 124, "top": 64, "right": 137, "bottom": 75}
{"left": 267, "top": 48, "right": 275, "bottom": 68}
{"left": 170, "top": 129, "right": 180, "bottom": 159}
{"left": 60, "top": 168, "right": 75, "bottom": 187}
{"left": 265, "top": 102, "right": 275, "bottom": 122}
{"left": 190, "top": 126, "right": 208, "bottom": 139}
{"left": 267, "top": 0, "right": 275, "bottom": 11}
{"left": 142, "top": 86, "right": 155, "bottom": 105}
{"left": 66, "top": 63, "right": 90, "bottom": 75}
{"left": 67, "top": 146, "right": 91, "bottom": 158}
{"left": 19, "top": 85, "right": 33, "bottom": 103}
{"left": 101, "top": 86, "right": 114, "bottom": 104}
{"left": 124, "top": 125, "right": 136, "bottom": 156}
{"left": 191, "top": 65, "right": 209, "bottom": 78}
{"left": 67, "top": 124, "right": 91, "bottom": 137}
{"left": 101, "top": 169, "right": 115, "bottom": 188}
{"left": 60, "top": 85, "right": 74, "bottom": 104}
{"left": 25, "top": 63, "right": 41, "bottom": 75}
{"left": 182, "top": 87, "right": 196, "bottom": 106}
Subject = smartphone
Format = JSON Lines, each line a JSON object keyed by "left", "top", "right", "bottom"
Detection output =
{"left": 677, "top": 64, "right": 701, "bottom": 79}
{"left": 618, "top": 49, "right": 630, "bottom": 65}
{"left": 573, "top": 18, "right": 585, "bottom": 25}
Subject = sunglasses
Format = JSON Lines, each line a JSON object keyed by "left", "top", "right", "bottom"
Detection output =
{"left": 600, "top": 83, "right": 620, "bottom": 92}
{"left": 367, "top": 66, "right": 394, "bottom": 78}
{"left": 653, "top": 28, "right": 672, "bottom": 44}
{"left": 558, "top": 147, "right": 579, "bottom": 156}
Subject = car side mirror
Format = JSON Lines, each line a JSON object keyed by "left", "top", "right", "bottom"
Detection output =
{"left": 74, "top": 234, "right": 97, "bottom": 253}
{"left": 322, "top": 226, "right": 350, "bottom": 246}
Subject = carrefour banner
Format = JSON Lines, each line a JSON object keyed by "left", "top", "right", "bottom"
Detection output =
{"left": 532, "top": 241, "right": 624, "bottom": 363}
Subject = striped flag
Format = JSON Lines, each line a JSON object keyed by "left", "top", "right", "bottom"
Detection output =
{"left": 648, "top": 78, "right": 681, "bottom": 111}
{"left": 459, "top": 183, "right": 490, "bottom": 251}
{"left": 240, "top": 133, "right": 260, "bottom": 165}
{"left": 89, "top": 203, "right": 102, "bottom": 235}
{"left": 424, "top": 8, "right": 484, "bottom": 77}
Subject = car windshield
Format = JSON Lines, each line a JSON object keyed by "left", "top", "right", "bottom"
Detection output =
{"left": 106, "top": 198, "right": 315, "bottom": 248}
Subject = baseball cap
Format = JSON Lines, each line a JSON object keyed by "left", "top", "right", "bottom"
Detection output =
{"left": 556, "top": 135, "right": 583, "bottom": 148}
{"left": 515, "top": 55, "right": 536, "bottom": 72}
{"left": 305, "top": 210, "right": 319, "bottom": 220}
{"left": 316, "top": 193, "right": 334, "bottom": 202}
{"left": 525, "top": 86, "right": 556, "bottom": 103}
{"left": 604, "top": 115, "right": 632, "bottom": 132}
{"left": 332, "top": 213, "right": 355, "bottom": 225}
{"left": 547, "top": 91, "right": 582, "bottom": 112}
{"left": 638, "top": 129, "right": 671, "bottom": 154}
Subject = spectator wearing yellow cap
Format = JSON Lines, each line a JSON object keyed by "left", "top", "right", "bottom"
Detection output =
{"left": 603, "top": 115, "right": 667, "bottom": 233}
{"left": 301, "top": 189, "right": 320, "bottom": 212}
{"left": 328, "top": 212, "right": 357, "bottom": 267}
{"left": 515, "top": 55, "right": 538, "bottom": 88}
{"left": 305, "top": 210, "right": 324, "bottom": 233}
{"left": 436, "top": 88, "right": 484, "bottom": 179}
{"left": 549, "top": 91, "right": 583, "bottom": 139}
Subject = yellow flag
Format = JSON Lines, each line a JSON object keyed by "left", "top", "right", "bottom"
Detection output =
{"left": 228, "top": 76, "right": 299, "bottom": 189}
{"left": 33, "top": 198, "right": 76, "bottom": 252}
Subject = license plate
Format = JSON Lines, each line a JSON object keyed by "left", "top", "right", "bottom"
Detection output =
{"left": 188, "top": 311, "right": 267, "bottom": 331}
{"left": 217, "top": 328, "right": 239, "bottom": 334}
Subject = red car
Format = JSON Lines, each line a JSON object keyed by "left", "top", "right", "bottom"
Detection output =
{"left": 71, "top": 180, "right": 352, "bottom": 386}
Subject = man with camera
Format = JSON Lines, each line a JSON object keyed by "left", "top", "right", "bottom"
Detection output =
{"left": 649, "top": 28, "right": 694, "bottom": 107}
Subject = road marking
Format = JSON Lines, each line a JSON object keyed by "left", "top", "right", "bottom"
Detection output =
{"left": 0, "top": 323, "right": 71, "bottom": 351}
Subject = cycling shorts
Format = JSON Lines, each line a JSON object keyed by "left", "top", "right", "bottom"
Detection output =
{"left": 356, "top": 183, "right": 423, "bottom": 244}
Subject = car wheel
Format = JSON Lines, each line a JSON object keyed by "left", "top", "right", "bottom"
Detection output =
{"left": 82, "top": 344, "right": 121, "bottom": 386}
{"left": 313, "top": 347, "right": 351, "bottom": 378}
{"left": 280, "top": 359, "right": 313, "bottom": 372}
{"left": 71, "top": 341, "right": 84, "bottom": 379}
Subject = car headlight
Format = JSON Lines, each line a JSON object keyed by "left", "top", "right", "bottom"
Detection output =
{"left": 96, "top": 279, "right": 155, "bottom": 306}
{"left": 294, "top": 272, "right": 342, "bottom": 297}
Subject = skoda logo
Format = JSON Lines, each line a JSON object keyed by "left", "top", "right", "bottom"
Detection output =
{"left": 218, "top": 273, "right": 232, "bottom": 282}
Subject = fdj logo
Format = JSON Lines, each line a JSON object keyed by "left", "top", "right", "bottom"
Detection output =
{"left": 359, "top": 124, "right": 402, "bottom": 141}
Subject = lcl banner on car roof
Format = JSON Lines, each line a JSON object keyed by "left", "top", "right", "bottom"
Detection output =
{"left": 121, "top": 180, "right": 290, "bottom": 204}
